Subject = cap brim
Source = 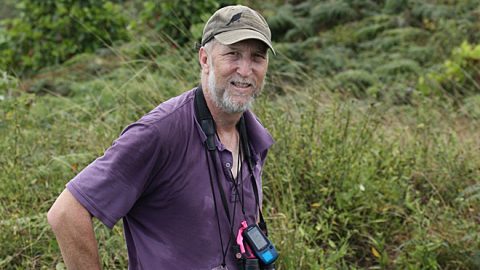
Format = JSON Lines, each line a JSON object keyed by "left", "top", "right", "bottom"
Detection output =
{"left": 215, "top": 29, "right": 276, "bottom": 55}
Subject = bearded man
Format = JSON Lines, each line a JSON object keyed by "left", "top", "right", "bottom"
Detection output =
{"left": 48, "top": 5, "right": 276, "bottom": 270}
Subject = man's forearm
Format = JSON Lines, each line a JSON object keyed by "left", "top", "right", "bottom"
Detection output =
{"left": 48, "top": 189, "right": 102, "bottom": 270}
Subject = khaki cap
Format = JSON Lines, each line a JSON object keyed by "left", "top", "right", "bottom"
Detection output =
{"left": 201, "top": 5, "right": 275, "bottom": 54}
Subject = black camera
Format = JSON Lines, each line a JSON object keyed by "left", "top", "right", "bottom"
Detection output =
{"left": 244, "top": 258, "right": 275, "bottom": 270}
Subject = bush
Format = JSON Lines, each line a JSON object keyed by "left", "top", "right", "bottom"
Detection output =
{"left": 376, "top": 59, "right": 421, "bottom": 78}
{"left": 312, "top": 46, "right": 353, "bottom": 75}
{"left": 333, "top": 69, "right": 378, "bottom": 97}
{"left": 383, "top": 0, "right": 408, "bottom": 14}
{"left": 311, "top": 1, "right": 357, "bottom": 29}
{"left": 267, "top": 4, "right": 311, "bottom": 42}
{"left": 411, "top": 2, "right": 454, "bottom": 21}
{"left": 418, "top": 41, "right": 480, "bottom": 97}
{"left": 354, "top": 23, "right": 388, "bottom": 42}
{"left": 0, "top": 0, "right": 129, "bottom": 76}
{"left": 137, "top": 0, "right": 223, "bottom": 46}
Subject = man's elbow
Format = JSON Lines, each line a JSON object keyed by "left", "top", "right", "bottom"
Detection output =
{"left": 47, "top": 201, "right": 66, "bottom": 232}
{"left": 47, "top": 188, "right": 88, "bottom": 232}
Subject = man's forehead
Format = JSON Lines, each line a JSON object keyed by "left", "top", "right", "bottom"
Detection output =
{"left": 222, "top": 39, "right": 269, "bottom": 53}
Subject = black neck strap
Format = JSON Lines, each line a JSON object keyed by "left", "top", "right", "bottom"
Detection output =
{"left": 194, "top": 86, "right": 267, "bottom": 232}
{"left": 195, "top": 86, "right": 233, "bottom": 222}
{"left": 237, "top": 112, "right": 268, "bottom": 234}
{"left": 195, "top": 86, "right": 270, "bottom": 268}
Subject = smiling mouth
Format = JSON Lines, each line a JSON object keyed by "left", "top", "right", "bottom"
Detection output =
{"left": 231, "top": 81, "right": 253, "bottom": 88}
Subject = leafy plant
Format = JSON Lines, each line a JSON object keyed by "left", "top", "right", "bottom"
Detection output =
{"left": 310, "top": 1, "right": 357, "bottom": 29}
{"left": 333, "top": 69, "right": 378, "bottom": 97}
{"left": 137, "top": 0, "right": 222, "bottom": 46}
{"left": 267, "top": 4, "right": 312, "bottom": 42}
{"left": 0, "top": 0, "right": 129, "bottom": 76}
{"left": 383, "top": 0, "right": 408, "bottom": 14}
{"left": 376, "top": 59, "right": 421, "bottom": 78}
{"left": 418, "top": 41, "right": 480, "bottom": 97}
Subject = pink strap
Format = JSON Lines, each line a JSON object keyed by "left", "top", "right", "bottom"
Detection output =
{"left": 236, "top": 220, "right": 248, "bottom": 253}
{"left": 236, "top": 221, "right": 255, "bottom": 258}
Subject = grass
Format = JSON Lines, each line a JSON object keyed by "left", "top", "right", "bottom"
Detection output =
{"left": 255, "top": 88, "right": 480, "bottom": 269}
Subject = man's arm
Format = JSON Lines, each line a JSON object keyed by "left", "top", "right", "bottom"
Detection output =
{"left": 47, "top": 189, "right": 102, "bottom": 270}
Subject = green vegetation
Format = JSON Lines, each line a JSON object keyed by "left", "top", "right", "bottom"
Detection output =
{"left": 137, "top": 0, "right": 221, "bottom": 46}
{"left": 1, "top": 0, "right": 480, "bottom": 269}
{"left": 0, "top": 0, "right": 129, "bottom": 76}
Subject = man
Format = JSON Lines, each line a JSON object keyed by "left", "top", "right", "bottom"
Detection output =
{"left": 48, "top": 5, "right": 275, "bottom": 270}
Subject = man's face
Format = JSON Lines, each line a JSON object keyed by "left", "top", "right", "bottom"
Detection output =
{"left": 207, "top": 39, "right": 269, "bottom": 114}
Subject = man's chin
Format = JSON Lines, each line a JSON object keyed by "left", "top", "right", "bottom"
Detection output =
{"left": 222, "top": 100, "right": 253, "bottom": 114}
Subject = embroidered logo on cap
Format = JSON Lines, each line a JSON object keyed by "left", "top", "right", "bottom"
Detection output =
{"left": 226, "top": 12, "right": 242, "bottom": 26}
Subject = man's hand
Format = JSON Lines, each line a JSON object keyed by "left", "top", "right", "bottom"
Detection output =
{"left": 47, "top": 189, "right": 102, "bottom": 270}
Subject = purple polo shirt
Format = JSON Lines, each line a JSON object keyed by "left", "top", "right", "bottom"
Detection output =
{"left": 67, "top": 88, "right": 274, "bottom": 270}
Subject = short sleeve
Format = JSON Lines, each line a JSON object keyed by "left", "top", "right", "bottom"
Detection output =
{"left": 67, "top": 123, "right": 162, "bottom": 228}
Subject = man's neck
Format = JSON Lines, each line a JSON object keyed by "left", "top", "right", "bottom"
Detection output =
{"left": 202, "top": 88, "right": 242, "bottom": 134}
{"left": 201, "top": 86, "right": 244, "bottom": 178}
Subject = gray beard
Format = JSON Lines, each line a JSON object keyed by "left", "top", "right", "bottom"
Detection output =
{"left": 207, "top": 68, "right": 255, "bottom": 114}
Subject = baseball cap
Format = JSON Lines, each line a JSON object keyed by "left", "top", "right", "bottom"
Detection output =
{"left": 201, "top": 5, "right": 275, "bottom": 54}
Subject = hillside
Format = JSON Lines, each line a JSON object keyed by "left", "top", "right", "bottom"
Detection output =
{"left": 1, "top": 0, "right": 480, "bottom": 269}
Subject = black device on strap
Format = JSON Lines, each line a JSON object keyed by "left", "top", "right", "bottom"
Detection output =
{"left": 194, "top": 86, "right": 269, "bottom": 268}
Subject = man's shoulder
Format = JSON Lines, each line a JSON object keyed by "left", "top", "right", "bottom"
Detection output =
{"left": 138, "top": 88, "right": 196, "bottom": 126}
{"left": 118, "top": 88, "right": 197, "bottom": 141}
{"left": 244, "top": 110, "right": 274, "bottom": 155}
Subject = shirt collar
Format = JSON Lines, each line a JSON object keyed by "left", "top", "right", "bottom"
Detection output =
{"left": 190, "top": 88, "right": 274, "bottom": 156}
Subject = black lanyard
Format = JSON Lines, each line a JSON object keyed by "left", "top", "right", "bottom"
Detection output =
{"left": 194, "top": 86, "right": 268, "bottom": 267}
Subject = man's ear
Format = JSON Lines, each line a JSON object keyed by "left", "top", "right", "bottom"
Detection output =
{"left": 198, "top": 47, "right": 210, "bottom": 74}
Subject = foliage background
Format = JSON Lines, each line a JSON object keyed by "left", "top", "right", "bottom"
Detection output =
{"left": 1, "top": 0, "right": 480, "bottom": 269}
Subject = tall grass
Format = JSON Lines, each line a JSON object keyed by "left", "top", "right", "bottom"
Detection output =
{"left": 255, "top": 84, "right": 480, "bottom": 269}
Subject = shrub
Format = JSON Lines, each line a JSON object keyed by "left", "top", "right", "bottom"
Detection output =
{"left": 411, "top": 2, "right": 454, "bottom": 21}
{"left": 333, "top": 69, "right": 378, "bottom": 97}
{"left": 383, "top": 0, "right": 408, "bottom": 14}
{"left": 266, "top": 4, "right": 297, "bottom": 41}
{"left": 405, "top": 45, "right": 435, "bottom": 65}
{"left": 379, "top": 27, "right": 430, "bottom": 45}
{"left": 311, "top": 1, "right": 357, "bottom": 29}
{"left": 376, "top": 59, "right": 421, "bottom": 77}
{"left": 138, "top": 0, "right": 222, "bottom": 46}
{"left": 267, "top": 4, "right": 312, "bottom": 42}
{"left": 0, "top": 0, "right": 129, "bottom": 76}
{"left": 354, "top": 23, "right": 388, "bottom": 42}
{"left": 312, "top": 46, "right": 353, "bottom": 75}
{"left": 418, "top": 41, "right": 480, "bottom": 97}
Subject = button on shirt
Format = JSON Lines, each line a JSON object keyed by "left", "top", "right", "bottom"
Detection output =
{"left": 67, "top": 88, "right": 274, "bottom": 270}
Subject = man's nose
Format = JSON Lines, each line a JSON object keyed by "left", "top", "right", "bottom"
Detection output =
{"left": 236, "top": 58, "right": 253, "bottom": 77}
